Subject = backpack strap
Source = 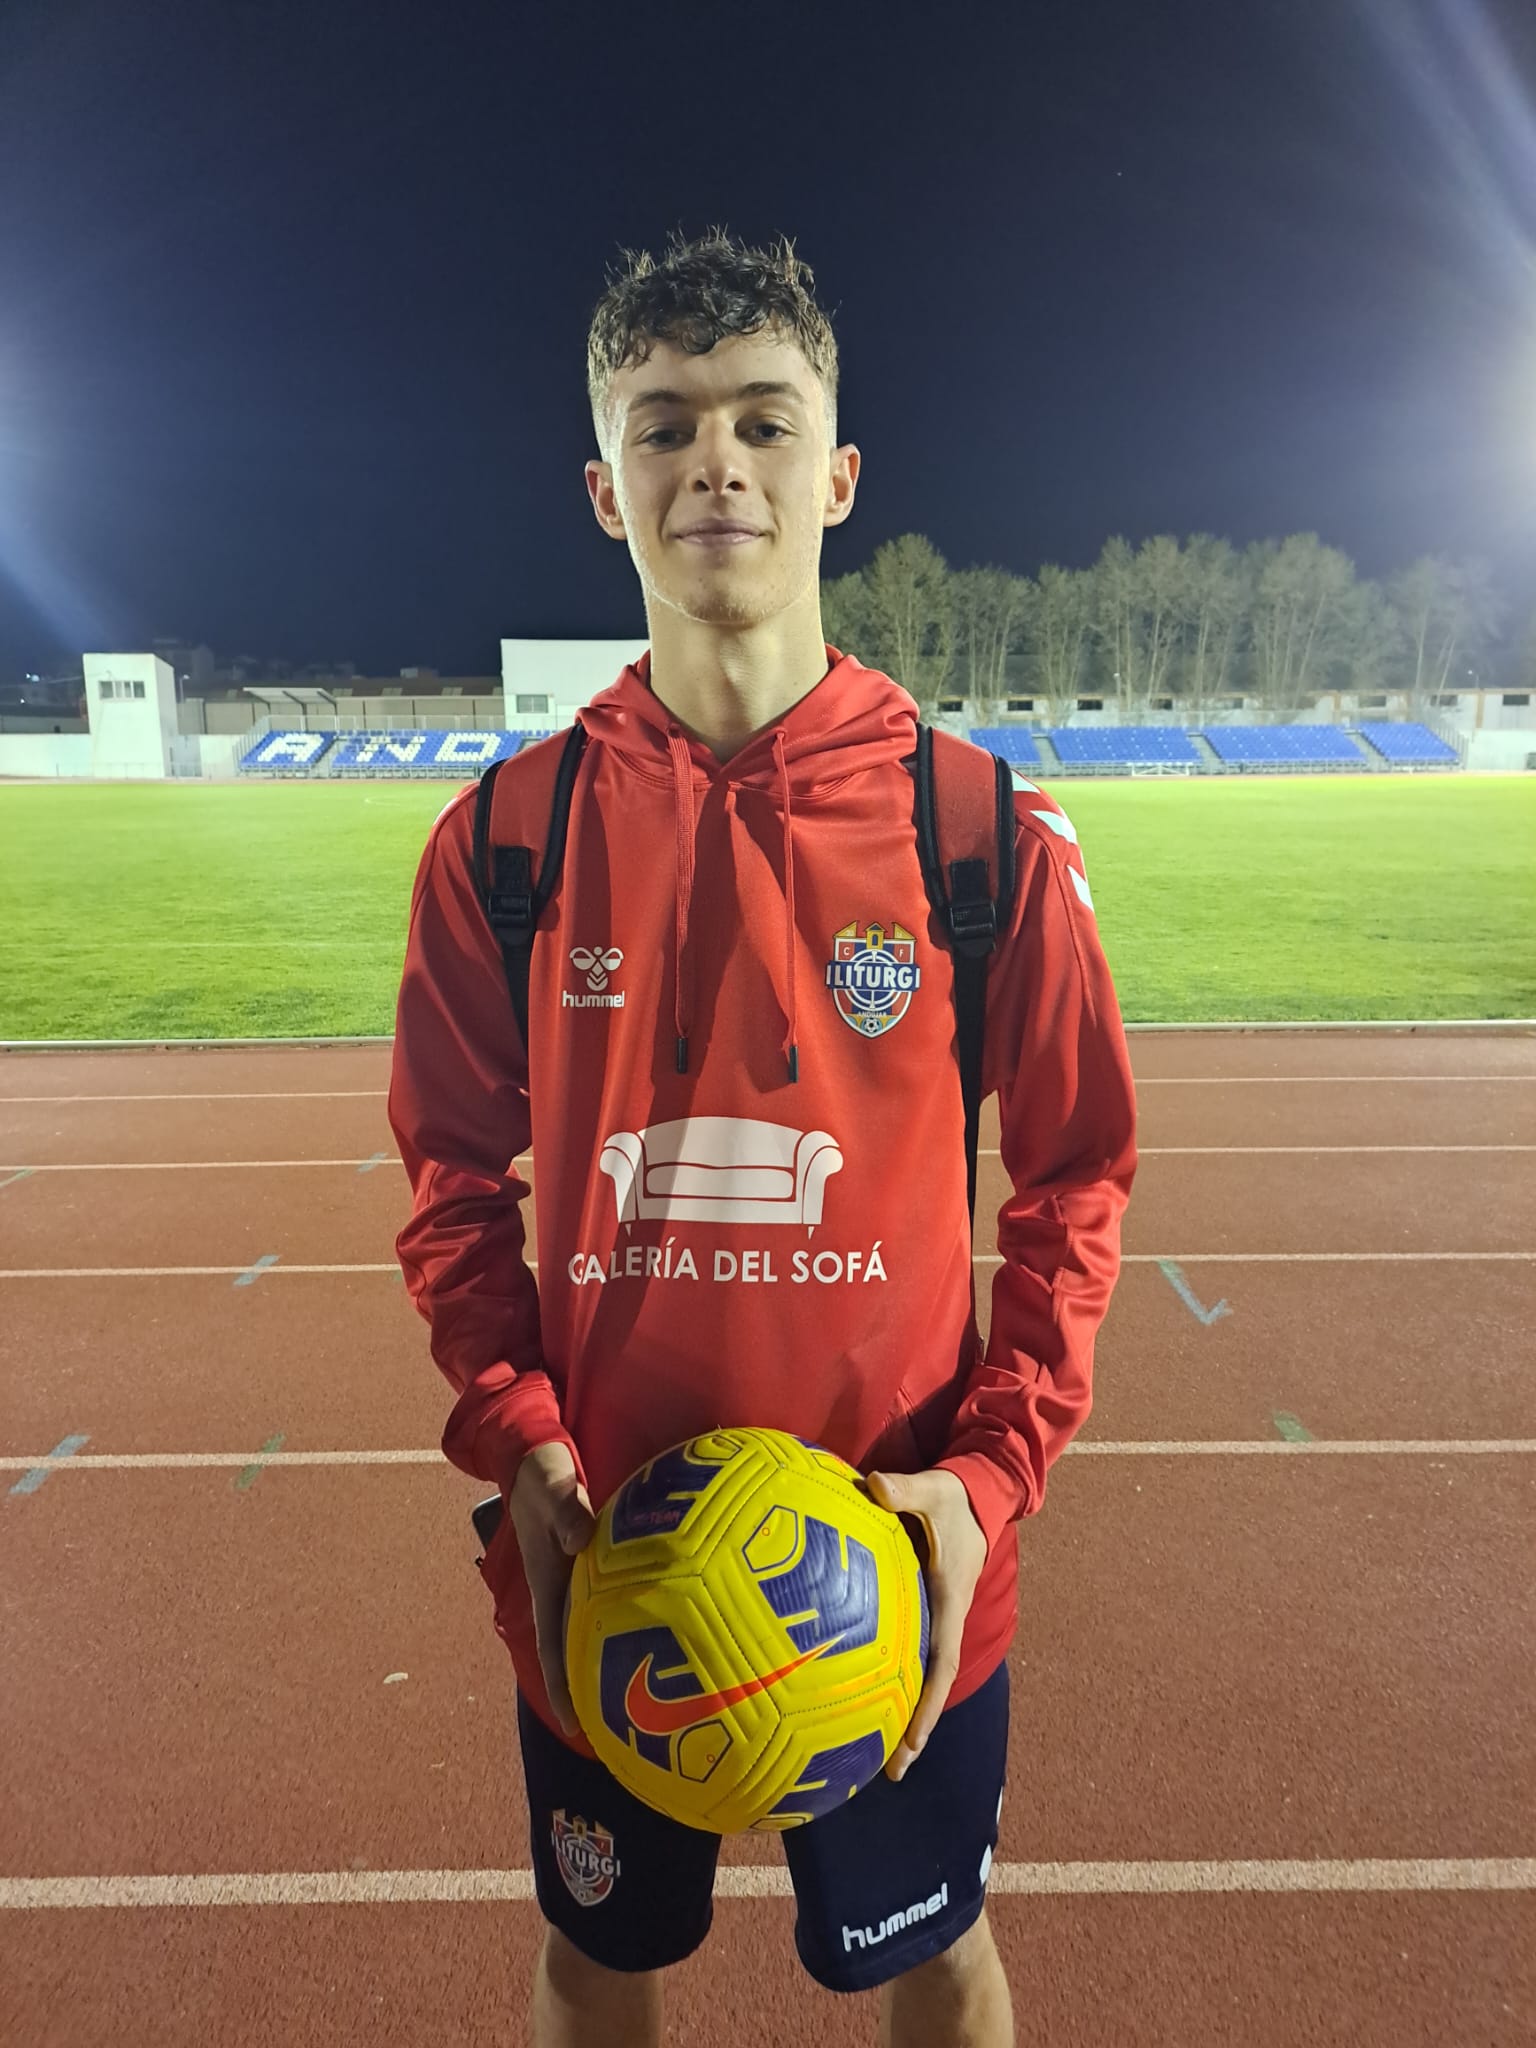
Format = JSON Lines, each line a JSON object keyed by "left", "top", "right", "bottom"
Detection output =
{"left": 471, "top": 723, "right": 589, "bottom": 1055}
{"left": 910, "top": 723, "right": 1018, "bottom": 1227}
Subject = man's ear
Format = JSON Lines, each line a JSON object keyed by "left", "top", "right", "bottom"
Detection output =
{"left": 585, "top": 458, "right": 627, "bottom": 540}
{"left": 822, "top": 443, "right": 860, "bottom": 529}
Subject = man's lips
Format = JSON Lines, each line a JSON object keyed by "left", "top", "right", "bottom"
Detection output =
{"left": 676, "top": 530, "right": 762, "bottom": 546}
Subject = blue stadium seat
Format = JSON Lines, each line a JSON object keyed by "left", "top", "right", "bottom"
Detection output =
{"left": 239, "top": 731, "right": 335, "bottom": 773}
{"left": 328, "top": 729, "right": 520, "bottom": 776}
{"left": 1200, "top": 725, "right": 1363, "bottom": 766}
{"left": 968, "top": 727, "right": 1041, "bottom": 768}
{"left": 1356, "top": 722, "right": 1459, "bottom": 764}
{"left": 1046, "top": 726, "right": 1201, "bottom": 767}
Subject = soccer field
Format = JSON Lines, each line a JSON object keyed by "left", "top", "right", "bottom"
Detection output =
{"left": 3, "top": 774, "right": 1533, "bottom": 1039}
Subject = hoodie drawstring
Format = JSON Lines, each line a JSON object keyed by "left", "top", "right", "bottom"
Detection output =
{"left": 772, "top": 729, "right": 799, "bottom": 1083}
{"left": 665, "top": 722, "right": 800, "bottom": 1086}
{"left": 666, "top": 727, "right": 697, "bottom": 1073}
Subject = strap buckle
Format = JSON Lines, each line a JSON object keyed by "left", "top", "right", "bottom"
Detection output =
{"left": 946, "top": 896, "right": 997, "bottom": 958}
{"left": 486, "top": 885, "right": 534, "bottom": 945}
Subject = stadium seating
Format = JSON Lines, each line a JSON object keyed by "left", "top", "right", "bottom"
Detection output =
{"left": 1356, "top": 722, "right": 1459, "bottom": 765}
{"left": 968, "top": 727, "right": 1041, "bottom": 768}
{"left": 1047, "top": 726, "right": 1201, "bottom": 769}
{"left": 1200, "top": 724, "right": 1363, "bottom": 768}
{"left": 238, "top": 731, "right": 336, "bottom": 773}
{"left": 240, "top": 729, "right": 522, "bottom": 776}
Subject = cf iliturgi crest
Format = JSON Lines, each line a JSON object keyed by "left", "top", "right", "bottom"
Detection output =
{"left": 825, "top": 921, "right": 921, "bottom": 1039}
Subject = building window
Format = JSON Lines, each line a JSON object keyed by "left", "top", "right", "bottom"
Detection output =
{"left": 1433, "top": 694, "right": 1459, "bottom": 707}
{"left": 937, "top": 698, "right": 964, "bottom": 713}
{"left": 516, "top": 693, "right": 550, "bottom": 714}
{"left": 1152, "top": 697, "right": 1174, "bottom": 711}
{"left": 1503, "top": 692, "right": 1530, "bottom": 707}
{"left": 1361, "top": 694, "right": 1387, "bottom": 707}
{"left": 1077, "top": 697, "right": 1103, "bottom": 712}
{"left": 1006, "top": 698, "right": 1035, "bottom": 712}
{"left": 132, "top": 680, "right": 145, "bottom": 699}
{"left": 1223, "top": 697, "right": 1245, "bottom": 710}
{"left": 98, "top": 680, "right": 114, "bottom": 700}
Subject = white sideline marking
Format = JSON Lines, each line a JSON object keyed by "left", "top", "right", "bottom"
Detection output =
{"left": 1, "top": 1859, "right": 1531, "bottom": 1910}
{"left": 3, "top": 1075, "right": 1535, "bottom": 1104}
{"left": 3, "top": 1144, "right": 1532, "bottom": 1172}
{"left": 0, "top": 1092, "right": 389, "bottom": 1102}
{"left": 4, "top": 1440, "right": 1533, "bottom": 1474}
{"left": 1, "top": 1252, "right": 1532, "bottom": 1280}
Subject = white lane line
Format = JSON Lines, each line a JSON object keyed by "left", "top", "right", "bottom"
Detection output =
{"left": 2, "top": 1076, "right": 1534, "bottom": 1105}
{"left": 4, "top": 1145, "right": 1533, "bottom": 1172}
{"left": 3, "top": 1441, "right": 1533, "bottom": 1474}
{"left": 0, "top": 1092, "right": 391, "bottom": 1103}
{"left": 2, "top": 1859, "right": 1532, "bottom": 1910}
{"left": 1, "top": 1252, "right": 1532, "bottom": 1279}
{"left": 1067, "top": 1440, "right": 1536, "bottom": 1456}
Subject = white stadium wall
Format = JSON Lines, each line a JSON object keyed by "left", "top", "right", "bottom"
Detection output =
{"left": 0, "top": 733, "right": 94, "bottom": 777}
{"left": 1465, "top": 729, "right": 1536, "bottom": 771}
{"left": 501, "top": 637, "right": 648, "bottom": 728}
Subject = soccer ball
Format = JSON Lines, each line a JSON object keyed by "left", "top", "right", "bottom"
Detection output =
{"left": 566, "top": 1426, "right": 928, "bottom": 1834}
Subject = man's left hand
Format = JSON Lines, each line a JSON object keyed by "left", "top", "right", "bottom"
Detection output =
{"left": 864, "top": 1466, "right": 988, "bottom": 1781}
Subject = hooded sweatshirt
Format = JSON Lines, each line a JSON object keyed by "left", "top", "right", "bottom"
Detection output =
{"left": 388, "top": 646, "right": 1137, "bottom": 1747}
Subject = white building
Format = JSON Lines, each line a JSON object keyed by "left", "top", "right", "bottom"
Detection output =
{"left": 500, "top": 637, "right": 648, "bottom": 730}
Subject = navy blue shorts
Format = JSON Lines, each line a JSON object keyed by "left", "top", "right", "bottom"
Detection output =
{"left": 517, "top": 1659, "right": 1009, "bottom": 1995}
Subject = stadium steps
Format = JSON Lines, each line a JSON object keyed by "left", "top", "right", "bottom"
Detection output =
{"left": 1190, "top": 732, "right": 1224, "bottom": 770}
{"left": 1033, "top": 733, "right": 1063, "bottom": 775}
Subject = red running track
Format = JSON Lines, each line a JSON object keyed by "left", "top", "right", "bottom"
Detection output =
{"left": 1, "top": 1031, "right": 1533, "bottom": 2046}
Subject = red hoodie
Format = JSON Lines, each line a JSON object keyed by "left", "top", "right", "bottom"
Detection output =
{"left": 388, "top": 647, "right": 1137, "bottom": 1747}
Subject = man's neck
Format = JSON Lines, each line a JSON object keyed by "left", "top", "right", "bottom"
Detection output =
{"left": 644, "top": 600, "right": 833, "bottom": 761}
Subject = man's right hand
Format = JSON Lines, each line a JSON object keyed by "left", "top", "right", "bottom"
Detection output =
{"left": 507, "top": 1440, "right": 596, "bottom": 1740}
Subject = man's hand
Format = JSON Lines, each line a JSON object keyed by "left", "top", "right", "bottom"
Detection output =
{"left": 864, "top": 1467, "right": 988, "bottom": 1782}
{"left": 507, "top": 1440, "right": 596, "bottom": 1740}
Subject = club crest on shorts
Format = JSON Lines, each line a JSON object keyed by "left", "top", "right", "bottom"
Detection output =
{"left": 825, "top": 921, "right": 921, "bottom": 1038}
{"left": 551, "top": 1810, "right": 620, "bottom": 1907}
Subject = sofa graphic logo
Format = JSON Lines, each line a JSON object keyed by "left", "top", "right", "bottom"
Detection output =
{"left": 825, "top": 921, "right": 921, "bottom": 1038}
{"left": 565, "top": 945, "right": 625, "bottom": 1010}
{"left": 599, "top": 1116, "right": 842, "bottom": 1230}
{"left": 551, "top": 1811, "right": 620, "bottom": 1907}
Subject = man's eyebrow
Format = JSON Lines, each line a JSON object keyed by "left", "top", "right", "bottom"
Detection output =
{"left": 627, "top": 380, "right": 808, "bottom": 413}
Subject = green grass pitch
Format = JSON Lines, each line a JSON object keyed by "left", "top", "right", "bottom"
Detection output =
{"left": 3, "top": 774, "right": 1533, "bottom": 1038}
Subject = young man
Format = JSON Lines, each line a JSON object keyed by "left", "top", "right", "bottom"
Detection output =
{"left": 388, "top": 230, "right": 1137, "bottom": 2048}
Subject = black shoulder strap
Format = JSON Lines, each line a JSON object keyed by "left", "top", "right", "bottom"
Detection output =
{"left": 471, "top": 723, "right": 589, "bottom": 1054}
{"left": 911, "top": 723, "right": 1017, "bottom": 1227}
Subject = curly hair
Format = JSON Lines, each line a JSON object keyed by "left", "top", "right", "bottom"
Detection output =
{"left": 586, "top": 226, "right": 839, "bottom": 454}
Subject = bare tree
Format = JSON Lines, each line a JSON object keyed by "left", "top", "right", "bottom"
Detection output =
{"left": 1384, "top": 556, "right": 1503, "bottom": 715}
{"left": 1092, "top": 536, "right": 1141, "bottom": 715}
{"left": 1246, "top": 535, "right": 1358, "bottom": 716}
{"left": 860, "top": 534, "right": 955, "bottom": 712}
{"left": 1028, "top": 564, "right": 1093, "bottom": 725}
{"left": 951, "top": 566, "right": 1030, "bottom": 722}
{"left": 1136, "top": 535, "right": 1186, "bottom": 709}
{"left": 820, "top": 570, "right": 877, "bottom": 662}
{"left": 1176, "top": 535, "right": 1247, "bottom": 724}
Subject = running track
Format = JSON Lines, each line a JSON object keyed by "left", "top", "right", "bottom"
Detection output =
{"left": 1, "top": 1031, "right": 1533, "bottom": 2046}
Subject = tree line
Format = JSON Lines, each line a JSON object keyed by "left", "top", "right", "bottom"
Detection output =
{"left": 820, "top": 533, "right": 1509, "bottom": 723}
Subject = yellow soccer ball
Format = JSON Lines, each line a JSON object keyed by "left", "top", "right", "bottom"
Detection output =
{"left": 566, "top": 1427, "right": 929, "bottom": 1834}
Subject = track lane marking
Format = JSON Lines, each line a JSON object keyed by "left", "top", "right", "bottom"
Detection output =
{"left": 2, "top": 1859, "right": 1532, "bottom": 1909}
{"left": 3, "top": 1252, "right": 1531, "bottom": 1279}
{"left": 3, "top": 1074, "right": 1534, "bottom": 1104}
{"left": 3, "top": 1441, "right": 1533, "bottom": 1473}
{"left": 3, "top": 1144, "right": 1532, "bottom": 1172}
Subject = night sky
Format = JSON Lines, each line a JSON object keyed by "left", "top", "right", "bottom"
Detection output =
{"left": 2, "top": 0, "right": 1534, "bottom": 680}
